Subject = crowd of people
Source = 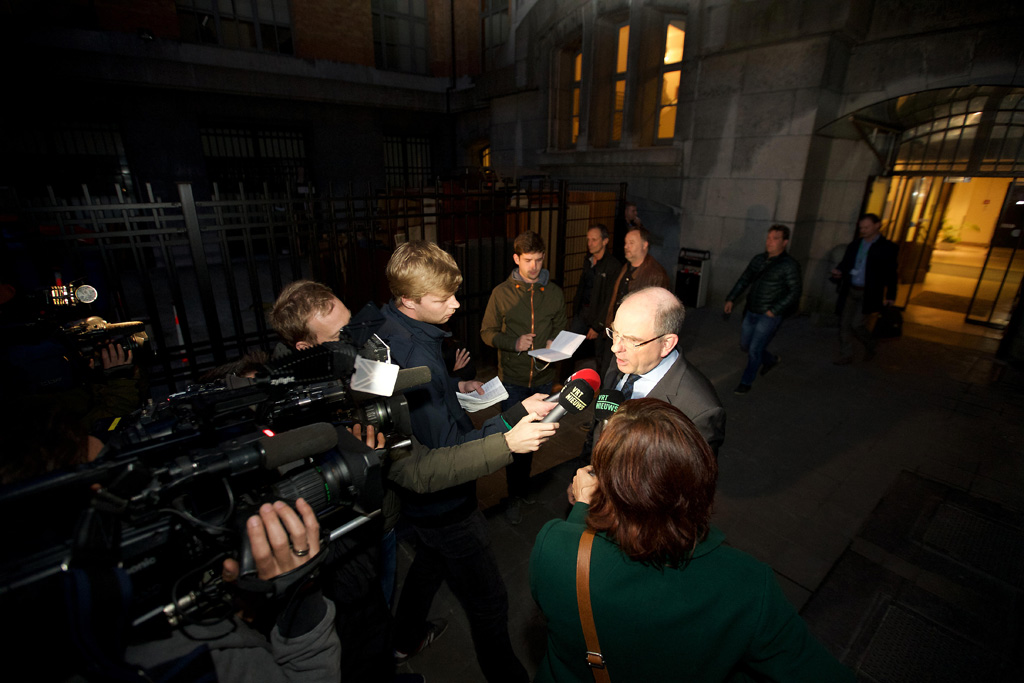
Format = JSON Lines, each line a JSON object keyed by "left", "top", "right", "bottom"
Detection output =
{"left": 0, "top": 202, "right": 893, "bottom": 682}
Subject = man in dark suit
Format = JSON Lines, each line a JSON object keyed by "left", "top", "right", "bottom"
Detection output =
{"left": 592, "top": 286, "right": 725, "bottom": 455}
{"left": 831, "top": 213, "right": 899, "bottom": 364}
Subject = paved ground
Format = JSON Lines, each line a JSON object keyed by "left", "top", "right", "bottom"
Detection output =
{"left": 393, "top": 307, "right": 1024, "bottom": 682}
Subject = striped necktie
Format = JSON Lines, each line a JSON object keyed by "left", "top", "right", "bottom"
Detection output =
{"left": 620, "top": 373, "right": 640, "bottom": 399}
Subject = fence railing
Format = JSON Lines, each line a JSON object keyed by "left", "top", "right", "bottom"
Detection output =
{"left": 2, "top": 179, "right": 626, "bottom": 395}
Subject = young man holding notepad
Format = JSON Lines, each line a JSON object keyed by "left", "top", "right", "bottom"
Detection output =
{"left": 481, "top": 231, "right": 567, "bottom": 523}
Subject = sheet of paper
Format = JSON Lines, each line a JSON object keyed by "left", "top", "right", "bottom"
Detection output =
{"left": 528, "top": 330, "right": 586, "bottom": 363}
{"left": 457, "top": 376, "right": 509, "bottom": 412}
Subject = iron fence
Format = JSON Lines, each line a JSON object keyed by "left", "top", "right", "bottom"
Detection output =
{"left": 1, "top": 179, "right": 626, "bottom": 395}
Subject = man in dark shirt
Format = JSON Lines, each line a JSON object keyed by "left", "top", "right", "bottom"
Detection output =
{"left": 572, "top": 224, "right": 622, "bottom": 373}
{"left": 377, "top": 241, "right": 530, "bottom": 683}
{"left": 831, "top": 213, "right": 899, "bottom": 364}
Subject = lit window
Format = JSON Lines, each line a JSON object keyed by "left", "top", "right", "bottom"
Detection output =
{"left": 611, "top": 25, "right": 629, "bottom": 142}
{"left": 572, "top": 51, "right": 583, "bottom": 144}
{"left": 481, "top": 146, "right": 491, "bottom": 167}
{"left": 657, "top": 20, "right": 685, "bottom": 139}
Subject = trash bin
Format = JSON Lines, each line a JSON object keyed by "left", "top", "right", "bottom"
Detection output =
{"left": 676, "top": 248, "right": 710, "bottom": 308}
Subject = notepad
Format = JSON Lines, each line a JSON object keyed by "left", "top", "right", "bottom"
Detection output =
{"left": 528, "top": 330, "right": 586, "bottom": 363}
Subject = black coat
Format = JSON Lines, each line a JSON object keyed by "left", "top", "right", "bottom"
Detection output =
{"left": 573, "top": 251, "right": 622, "bottom": 333}
{"left": 836, "top": 236, "right": 899, "bottom": 314}
{"left": 725, "top": 251, "right": 802, "bottom": 316}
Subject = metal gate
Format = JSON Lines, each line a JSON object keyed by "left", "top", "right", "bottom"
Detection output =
{"left": 2, "top": 179, "right": 626, "bottom": 395}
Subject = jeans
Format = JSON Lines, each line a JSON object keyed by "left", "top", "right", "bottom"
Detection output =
{"left": 739, "top": 311, "right": 782, "bottom": 386}
{"left": 393, "top": 509, "right": 527, "bottom": 683}
{"left": 500, "top": 381, "right": 552, "bottom": 499}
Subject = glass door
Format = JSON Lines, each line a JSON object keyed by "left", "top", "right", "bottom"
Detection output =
{"left": 879, "top": 176, "right": 953, "bottom": 307}
{"left": 966, "top": 179, "right": 1024, "bottom": 327}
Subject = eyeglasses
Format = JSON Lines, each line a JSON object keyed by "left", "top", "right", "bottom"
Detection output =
{"left": 605, "top": 327, "right": 665, "bottom": 349}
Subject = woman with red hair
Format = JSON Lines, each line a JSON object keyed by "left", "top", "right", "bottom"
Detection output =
{"left": 529, "top": 399, "right": 853, "bottom": 682}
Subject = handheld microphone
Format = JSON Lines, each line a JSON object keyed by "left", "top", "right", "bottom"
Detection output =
{"left": 543, "top": 368, "right": 601, "bottom": 402}
{"left": 541, "top": 379, "right": 596, "bottom": 423}
{"left": 594, "top": 389, "right": 625, "bottom": 424}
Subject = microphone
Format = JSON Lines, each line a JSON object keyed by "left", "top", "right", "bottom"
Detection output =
{"left": 541, "top": 378, "right": 596, "bottom": 423}
{"left": 393, "top": 365, "right": 432, "bottom": 393}
{"left": 594, "top": 389, "right": 624, "bottom": 424}
{"left": 543, "top": 368, "right": 601, "bottom": 402}
{"left": 260, "top": 422, "right": 340, "bottom": 470}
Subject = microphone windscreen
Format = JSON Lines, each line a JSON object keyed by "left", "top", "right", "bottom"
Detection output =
{"left": 594, "top": 389, "right": 625, "bottom": 422}
{"left": 567, "top": 368, "right": 601, "bottom": 393}
{"left": 541, "top": 379, "right": 596, "bottom": 423}
{"left": 261, "top": 422, "right": 339, "bottom": 470}
{"left": 393, "top": 366, "right": 432, "bottom": 393}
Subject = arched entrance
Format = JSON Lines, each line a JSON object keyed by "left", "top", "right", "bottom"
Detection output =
{"left": 829, "top": 86, "right": 1024, "bottom": 344}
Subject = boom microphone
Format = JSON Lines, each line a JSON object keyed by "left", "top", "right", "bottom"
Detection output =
{"left": 594, "top": 389, "right": 625, "bottom": 424}
{"left": 543, "top": 368, "right": 602, "bottom": 402}
{"left": 541, "top": 378, "right": 596, "bottom": 423}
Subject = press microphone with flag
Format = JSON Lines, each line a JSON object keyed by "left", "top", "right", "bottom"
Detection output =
{"left": 541, "top": 378, "right": 596, "bottom": 423}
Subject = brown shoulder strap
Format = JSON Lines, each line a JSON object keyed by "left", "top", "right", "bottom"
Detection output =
{"left": 577, "top": 528, "right": 610, "bottom": 683}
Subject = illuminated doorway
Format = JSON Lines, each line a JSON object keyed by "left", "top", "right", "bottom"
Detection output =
{"left": 867, "top": 175, "right": 1023, "bottom": 337}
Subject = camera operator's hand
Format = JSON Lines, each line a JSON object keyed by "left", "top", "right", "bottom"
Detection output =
{"left": 520, "top": 392, "right": 556, "bottom": 420}
{"left": 350, "top": 423, "right": 386, "bottom": 449}
{"left": 503, "top": 412, "right": 558, "bottom": 453}
{"left": 222, "top": 498, "right": 320, "bottom": 582}
{"left": 101, "top": 343, "right": 133, "bottom": 370}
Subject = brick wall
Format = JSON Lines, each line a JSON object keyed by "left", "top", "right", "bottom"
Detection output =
{"left": 292, "top": 0, "right": 373, "bottom": 65}
{"left": 94, "top": 0, "right": 179, "bottom": 38}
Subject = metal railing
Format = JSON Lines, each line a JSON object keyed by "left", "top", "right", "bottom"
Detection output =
{"left": 2, "top": 179, "right": 626, "bottom": 394}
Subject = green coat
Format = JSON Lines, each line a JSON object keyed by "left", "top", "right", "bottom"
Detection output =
{"left": 481, "top": 269, "right": 567, "bottom": 388}
{"left": 529, "top": 503, "right": 854, "bottom": 683}
{"left": 381, "top": 431, "right": 513, "bottom": 531}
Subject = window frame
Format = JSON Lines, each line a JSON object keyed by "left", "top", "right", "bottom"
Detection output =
{"left": 176, "top": 0, "right": 293, "bottom": 55}
{"left": 372, "top": 0, "right": 430, "bottom": 75}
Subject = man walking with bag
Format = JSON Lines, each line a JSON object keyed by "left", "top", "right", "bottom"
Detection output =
{"left": 831, "top": 213, "right": 899, "bottom": 365}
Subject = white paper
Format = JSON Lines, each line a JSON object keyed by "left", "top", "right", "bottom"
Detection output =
{"left": 457, "top": 376, "right": 509, "bottom": 412}
{"left": 528, "top": 330, "right": 586, "bottom": 363}
{"left": 349, "top": 356, "right": 399, "bottom": 396}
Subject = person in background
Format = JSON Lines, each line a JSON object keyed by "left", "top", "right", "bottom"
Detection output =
{"left": 481, "top": 230, "right": 567, "bottom": 524}
{"left": 723, "top": 224, "right": 802, "bottom": 395}
{"left": 831, "top": 213, "right": 899, "bottom": 365}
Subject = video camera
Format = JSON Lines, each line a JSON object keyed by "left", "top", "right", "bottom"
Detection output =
{"left": 0, "top": 280, "right": 149, "bottom": 393}
{"left": 0, "top": 317, "right": 426, "bottom": 676}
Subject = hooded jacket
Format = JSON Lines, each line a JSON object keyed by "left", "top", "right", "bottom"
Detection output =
{"left": 481, "top": 268, "right": 567, "bottom": 388}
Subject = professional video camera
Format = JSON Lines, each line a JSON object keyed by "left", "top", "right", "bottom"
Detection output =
{"left": 0, "top": 280, "right": 149, "bottom": 395}
{"left": 63, "top": 315, "right": 149, "bottom": 364}
{"left": 0, "top": 315, "right": 425, "bottom": 677}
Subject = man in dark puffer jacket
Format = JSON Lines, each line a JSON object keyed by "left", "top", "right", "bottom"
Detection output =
{"left": 723, "top": 225, "right": 802, "bottom": 395}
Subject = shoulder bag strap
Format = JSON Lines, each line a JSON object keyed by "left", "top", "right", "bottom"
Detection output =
{"left": 577, "top": 528, "right": 610, "bottom": 683}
